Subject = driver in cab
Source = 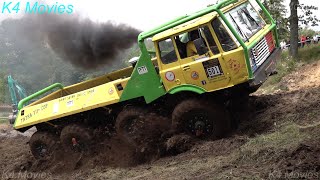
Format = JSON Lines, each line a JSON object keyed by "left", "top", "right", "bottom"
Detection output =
{"left": 186, "top": 30, "right": 199, "bottom": 57}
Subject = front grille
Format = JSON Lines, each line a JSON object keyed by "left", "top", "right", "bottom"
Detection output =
{"left": 251, "top": 32, "right": 275, "bottom": 71}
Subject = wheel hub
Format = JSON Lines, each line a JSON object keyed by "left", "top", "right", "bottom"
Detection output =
{"left": 36, "top": 144, "right": 47, "bottom": 157}
{"left": 71, "top": 137, "right": 83, "bottom": 152}
{"left": 187, "top": 113, "right": 213, "bottom": 137}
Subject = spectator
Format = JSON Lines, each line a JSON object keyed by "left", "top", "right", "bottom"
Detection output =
{"left": 306, "top": 36, "right": 311, "bottom": 46}
{"left": 300, "top": 35, "right": 306, "bottom": 48}
{"left": 313, "top": 35, "right": 318, "bottom": 44}
{"left": 280, "top": 40, "right": 287, "bottom": 49}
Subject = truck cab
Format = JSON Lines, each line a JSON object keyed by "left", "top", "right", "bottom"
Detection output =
{"left": 153, "top": 0, "right": 280, "bottom": 95}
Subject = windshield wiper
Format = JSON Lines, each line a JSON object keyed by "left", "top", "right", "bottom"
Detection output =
{"left": 229, "top": 13, "right": 249, "bottom": 42}
{"left": 241, "top": 9, "right": 260, "bottom": 28}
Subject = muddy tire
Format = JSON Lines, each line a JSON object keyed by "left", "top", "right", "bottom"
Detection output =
{"left": 115, "top": 107, "right": 147, "bottom": 146}
{"left": 60, "top": 124, "right": 93, "bottom": 153}
{"left": 172, "top": 99, "right": 231, "bottom": 138}
{"left": 29, "top": 131, "right": 58, "bottom": 160}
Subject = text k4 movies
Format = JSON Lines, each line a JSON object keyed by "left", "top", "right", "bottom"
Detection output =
{"left": 1, "top": 1, "right": 74, "bottom": 14}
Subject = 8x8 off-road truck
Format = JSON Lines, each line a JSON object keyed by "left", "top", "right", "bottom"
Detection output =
{"left": 12, "top": 0, "right": 281, "bottom": 159}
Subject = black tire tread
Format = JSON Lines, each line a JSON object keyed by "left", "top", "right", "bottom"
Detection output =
{"left": 115, "top": 107, "right": 148, "bottom": 146}
{"left": 60, "top": 124, "right": 93, "bottom": 152}
{"left": 29, "top": 131, "right": 58, "bottom": 159}
{"left": 172, "top": 99, "right": 231, "bottom": 137}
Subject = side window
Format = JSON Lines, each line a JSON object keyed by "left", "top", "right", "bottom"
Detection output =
{"left": 174, "top": 26, "right": 219, "bottom": 59}
{"left": 145, "top": 38, "right": 156, "bottom": 58}
{"left": 212, "top": 19, "right": 237, "bottom": 52}
{"left": 158, "top": 38, "right": 178, "bottom": 64}
{"left": 199, "top": 26, "right": 220, "bottom": 54}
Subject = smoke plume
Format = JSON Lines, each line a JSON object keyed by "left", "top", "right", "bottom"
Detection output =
{"left": 30, "top": 14, "right": 141, "bottom": 69}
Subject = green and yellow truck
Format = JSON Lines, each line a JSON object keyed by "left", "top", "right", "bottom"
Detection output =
{"left": 12, "top": 0, "right": 281, "bottom": 159}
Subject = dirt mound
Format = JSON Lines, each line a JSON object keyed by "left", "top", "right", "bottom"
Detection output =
{"left": 2, "top": 113, "right": 173, "bottom": 175}
{"left": 281, "top": 61, "right": 320, "bottom": 91}
{"left": 280, "top": 142, "right": 320, "bottom": 174}
{"left": 0, "top": 124, "right": 35, "bottom": 138}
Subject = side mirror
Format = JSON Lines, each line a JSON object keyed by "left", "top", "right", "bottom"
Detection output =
{"left": 194, "top": 38, "right": 207, "bottom": 56}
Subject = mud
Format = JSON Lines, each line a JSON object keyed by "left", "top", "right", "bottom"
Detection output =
{"left": 279, "top": 142, "right": 320, "bottom": 174}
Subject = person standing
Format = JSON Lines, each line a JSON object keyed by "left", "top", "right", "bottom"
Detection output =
{"left": 300, "top": 35, "right": 306, "bottom": 48}
{"left": 313, "top": 35, "right": 318, "bottom": 44}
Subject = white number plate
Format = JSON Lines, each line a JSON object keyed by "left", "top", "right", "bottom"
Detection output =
{"left": 207, "top": 66, "right": 222, "bottom": 78}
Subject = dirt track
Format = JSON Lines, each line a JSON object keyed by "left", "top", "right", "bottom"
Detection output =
{"left": 0, "top": 61, "right": 319, "bottom": 179}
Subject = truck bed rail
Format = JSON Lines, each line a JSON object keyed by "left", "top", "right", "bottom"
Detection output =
{"left": 18, "top": 83, "right": 64, "bottom": 110}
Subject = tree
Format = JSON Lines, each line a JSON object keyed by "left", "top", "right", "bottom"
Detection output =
{"left": 299, "top": 4, "right": 319, "bottom": 27}
{"left": 290, "top": 0, "right": 299, "bottom": 58}
{"left": 263, "top": 0, "right": 289, "bottom": 40}
{"left": 289, "top": 0, "right": 319, "bottom": 58}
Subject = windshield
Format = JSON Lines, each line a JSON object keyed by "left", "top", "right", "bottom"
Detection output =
{"left": 225, "top": 2, "right": 265, "bottom": 42}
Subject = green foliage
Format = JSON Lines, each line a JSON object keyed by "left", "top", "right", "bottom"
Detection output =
{"left": 299, "top": 27, "right": 317, "bottom": 37}
{"left": 263, "top": 0, "right": 319, "bottom": 41}
{"left": 264, "top": 50, "right": 297, "bottom": 86}
{"left": 297, "top": 45, "right": 320, "bottom": 63}
{"left": 263, "top": 0, "right": 289, "bottom": 40}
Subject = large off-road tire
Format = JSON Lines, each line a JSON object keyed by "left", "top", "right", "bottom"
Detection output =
{"left": 29, "top": 131, "right": 58, "bottom": 160}
{"left": 115, "top": 107, "right": 147, "bottom": 146}
{"left": 172, "top": 99, "right": 231, "bottom": 138}
{"left": 60, "top": 124, "right": 93, "bottom": 153}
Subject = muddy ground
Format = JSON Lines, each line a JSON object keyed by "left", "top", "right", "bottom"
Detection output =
{"left": 0, "top": 61, "right": 319, "bottom": 180}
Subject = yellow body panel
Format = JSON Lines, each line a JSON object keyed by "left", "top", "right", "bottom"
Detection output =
{"left": 15, "top": 78, "right": 129, "bottom": 129}
{"left": 29, "top": 66, "right": 133, "bottom": 106}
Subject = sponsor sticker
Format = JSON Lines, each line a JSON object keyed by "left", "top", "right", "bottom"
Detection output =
{"left": 53, "top": 102, "right": 59, "bottom": 114}
{"left": 137, "top": 66, "right": 148, "bottom": 75}
{"left": 108, "top": 87, "right": 114, "bottom": 95}
{"left": 66, "top": 100, "right": 74, "bottom": 107}
{"left": 228, "top": 59, "right": 241, "bottom": 74}
{"left": 165, "top": 71, "right": 175, "bottom": 82}
{"left": 191, "top": 71, "right": 199, "bottom": 80}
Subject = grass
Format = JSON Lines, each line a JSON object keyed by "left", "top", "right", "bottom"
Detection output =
{"left": 298, "top": 44, "right": 320, "bottom": 63}
{"left": 258, "top": 45, "right": 320, "bottom": 93}
{"left": 0, "top": 111, "right": 10, "bottom": 124}
{"left": 0, "top": 117, "right": 8, "bottom": 124}
{"left": 240, "top": 124, "right": 307, "bottom": 154}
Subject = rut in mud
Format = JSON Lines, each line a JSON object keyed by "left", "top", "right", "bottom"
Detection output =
{"left": 0, "top": 61, "right": 319, "bottom": 179}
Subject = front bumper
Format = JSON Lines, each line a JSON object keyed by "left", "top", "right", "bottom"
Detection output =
{"left": 250, "top": 48, "right": 281, "bottom": 87}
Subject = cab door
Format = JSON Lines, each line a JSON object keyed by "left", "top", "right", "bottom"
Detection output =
{"left": 156, "top": 37, "right": 186, "bottom": 91}
{"left": 179, "top": 26, "right": 231, "bottom": 92}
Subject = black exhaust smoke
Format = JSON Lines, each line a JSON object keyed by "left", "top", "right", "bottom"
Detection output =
{"left": 31, "top": 14, "right": 141, "bottom": 69}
